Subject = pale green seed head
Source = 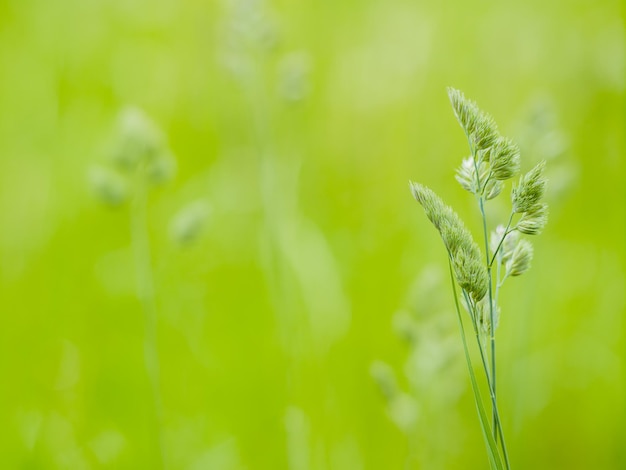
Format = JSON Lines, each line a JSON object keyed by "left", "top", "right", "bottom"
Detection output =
{"left": 516, "top": 203, "right": 549, "bottom": 235}
{"left": 109, "top": 107, "right": 164, "bottom": 170}
{"left": 453, "top": 248, "right": 489, "bottom": 301}
{"left": 170, "top": 200, "right": 211, "bottom": 246}
{"left": 506, "top": 239, "right": 534, "bottom": 277}
{"left": 448, "top": 87, "right": 480, "bottom": 137}
{"left": 485, "top": 179, "right": 503, "bottom": 200}
{"left": 392, "top": 310, "right": 419, "bottom": 344}
{"left": 471, "top": 112, "right": 499, "bottom": 152}
{"left": 388, "top": 393, "right": 419, "bottom": 433}
{"left": 455, "top": 154, "right": 502, "bottom": 199}
{"left": 490, "top": 225, "right": 520, "bottom": 265}
{"left": 447, "top": 87, "right": 499, "bottom": 152}
{"left": 440, "top": 220, "right": 475, "bottom": 257}
{"left": 410, "top": 182, "right": 446, "bottom": 230}
{"left": 411, "top": 182, "right": 476, "bottom": 255}
{"left": 89, "top": 166, "right": 128, "bottom": 206}
{"left": 490, "top": 225, "right": 507, "bottom": 255}
{"left": 370, "top": 361, "right": 398, "bottom": 401}
{"left": 489, "top": 137, "right": 521, "bottom": 181}
{"left": 512, "top": 161, "right": 547, "bottom": 213}
{"left": 146, "top": 150, "right": 177, "bottom": 185}
{"left": 501, "top": 229, "right": 520, "bottom": 264}
{"left": 410, "top": 181, "right": 488, "bottom": 300}
{"left": 455, "top": 158, "right": 492, "bottom": 196}
{"left": 107, "top": 107, "right": 177, "bottom": 188}
{"left": 475, "top": 297, "right": 500, "bottom": 333}
{"left": 455, "top": 157, "right": 475, "bottom": 193}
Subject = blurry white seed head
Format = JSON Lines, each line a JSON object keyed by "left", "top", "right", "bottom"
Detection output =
{"left": 392, "top": 310, "right": 418, "bottom": 344}
{"left": 169, "top": 200, "right": 211, "bottom": 246}
{"left": 146, "top": 150, "right": 177, "bottom": 185}
{"left": 89, "top": 166, "right": 128, "bottom": 207}
{"left": 506, "top": 239, "right": 534, "bottom": 277}
{"left": 370, "top": 361, "right": 397, "bottom": 401}
{"left": 109, "top": 107, "right": 166, "bottom": 171}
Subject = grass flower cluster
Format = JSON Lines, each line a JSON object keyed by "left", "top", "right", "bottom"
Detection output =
{"left": 410, "top": 88, "right": 548, "bottom": 469}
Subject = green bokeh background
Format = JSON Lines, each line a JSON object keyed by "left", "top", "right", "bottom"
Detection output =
{"left": 0, "top": 0, "right": 624, "bottom": 468}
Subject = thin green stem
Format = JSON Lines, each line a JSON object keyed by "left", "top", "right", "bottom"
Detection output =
{"left": 131, "top": 171, "right": 166, "bottom": 469}
{"left": 461, "top": 291, "right": 491, "bottom": 381}
{"left": 478, "top": 196, "right": 498, "bottom": 442}
{"left": 481, "top": 171, "right": 494, "bottom": 194}
{"left": 495, "top": 253, "right": 503, "bottom": 307}
{"left": 475, "top": 201, "right": 510, "bottom": 468}
{"left": 489, "top": 212, "right": 515, "bottom": 268}
{"left": 462, "top": 291, "right": 511, "bottom": 470}
{"left": 448, "top": 261, "right": 504, "bottom": 470}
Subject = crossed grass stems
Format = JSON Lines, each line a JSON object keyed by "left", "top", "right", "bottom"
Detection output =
{"left": 411, "top": 89, "right": 548, "bottom": 469}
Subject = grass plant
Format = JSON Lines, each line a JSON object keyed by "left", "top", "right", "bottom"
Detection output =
{"left": 91, "top": 108, "right": 176, "bottom": 469}
{"left": 410, "top": 88, "right": 548, "bottom": 469}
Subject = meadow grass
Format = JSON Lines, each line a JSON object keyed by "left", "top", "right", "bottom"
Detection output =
{"left": 410, "top": 88, "right": 548, "bottom": 469}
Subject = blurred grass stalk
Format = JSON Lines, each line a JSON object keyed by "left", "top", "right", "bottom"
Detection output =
{"left": 91, "top": 107, "right": 177, "bottom": 468}
{"left": 130, "top": 167, "right": 167, "bottom": 469}
{"left": 222, "top": 2, "right": 353, "bottom": 467}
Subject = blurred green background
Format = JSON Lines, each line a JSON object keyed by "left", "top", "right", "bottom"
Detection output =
{"left": 0, "top": 0, "right": 624, "bottom": 468}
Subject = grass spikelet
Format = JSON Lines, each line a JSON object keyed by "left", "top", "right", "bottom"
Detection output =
{"left": 512, "top": 161, "right": 547, "bottom": 213}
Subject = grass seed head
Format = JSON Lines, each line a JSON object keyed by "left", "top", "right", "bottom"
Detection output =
{"left": 411, "top": 182, "right": 488, "bottom": 301}
{"left": 89, "top": 166, "right": 128, "bottom": 206}
{"left": 489, "top": 137, "right": 521, "bottom": 181}
{"left": 516, "top": 203, "right": 548, "bottom": 235}
{"left": 485, "top": 178, "right": 503, "bottom": 200}
{"left": 453, "top": 248, "right": 489, "bottom": 301}
{"left": 447, "top": 87, "right": 499, "bottom": 153}
{"left": 506, "top": 239, "right": 534, "bottom": 276}
{"left": 370, "top": 361, "right": 398, "bottom": 401}
{"left": 512, "top": 161, "right": 547, "bottom": 213}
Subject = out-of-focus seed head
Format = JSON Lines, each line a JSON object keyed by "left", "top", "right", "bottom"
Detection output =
{"left": 277, "top": 51, "right": 312, "bottom": 102}
{"left": 169, "top": 200, "right": 211, "bottom": 246}
{"left": 392, "top": 310, "right": 419, "bottom": 345}
{"left": 107, "top": 107, "right": 177, "bottom": 188}
{"left": 455, "top": 157, "right": 475, "bottom": 193}
{"left": 370, "top": 361, "right": 398, "bottom": 401}
{"left": 490, "top": 225, "right": 507, "bottom": 256}
{"left": 501, "top": 229, "right": 520, "bottom": 263}
{"left": 455, "top": 158, "right": 494, "bottom": 197}
{"left": 146, "top": 151, "right": 177, "bottom": 185}
{"left": 109, "top": 107, "right": 164, "bottom": 171}
{"left": 490, "top": 225, "right": 520, "bottom": 265}
{"left": 506, "top": 239, "right": 534, "bottom": 277}
{"left": 89, "top": 166, "right": 128, "bottom": 207}
{"left": 475, "top": 297, "right": 500, "bottom": 333}
{"left": 388, "top": 392, "right": 419, "bottom": 433}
